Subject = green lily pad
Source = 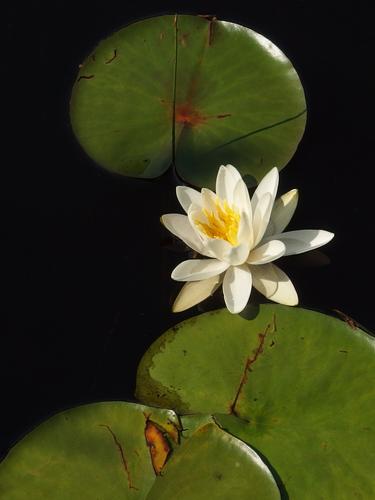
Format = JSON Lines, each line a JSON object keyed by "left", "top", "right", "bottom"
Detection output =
{"left": 70, "top": 15, "right": 306, "bottom": 188}
{"left": 0, "top": 402, "right": 180, "bottom": 499}
{"left": 0, "top": 401, "right": 280, "bottom": 499}
{"left": 147, "top": 422, "right": 280, "bottom": 499}
{"left": 136, "top": 305, "right": 375, "bottom": 499}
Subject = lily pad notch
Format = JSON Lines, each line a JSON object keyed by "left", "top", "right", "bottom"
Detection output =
{"left": 70, "top": 14, "right": 306, "bottom": 188}
{"left": 0, "top": 401, "right": 281, "bottom": 499}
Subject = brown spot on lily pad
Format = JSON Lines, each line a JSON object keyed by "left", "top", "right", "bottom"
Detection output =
{"left": 175, "top": 103, "right": 207, "bottom": 126}
{"left": 145, "top": 420, "right": 171, "bottom": 474}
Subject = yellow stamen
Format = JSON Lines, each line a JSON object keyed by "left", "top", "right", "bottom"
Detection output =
{"left": 195, "top": 198, "right": 240, "bottom": 245}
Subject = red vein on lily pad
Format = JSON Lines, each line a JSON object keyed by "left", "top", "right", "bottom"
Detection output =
{"left": 173, "top": 15, "right": 217, "bottom": 156}
{"left": 229, "top": 315, "right": 277, "bottom": 416}
{"left": 99, "top": 424, "right": 139, "bottom": 491}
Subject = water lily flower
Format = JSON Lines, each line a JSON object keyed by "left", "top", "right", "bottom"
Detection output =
{"left": 161, "top": 165, "right": 334, "bottom": 314}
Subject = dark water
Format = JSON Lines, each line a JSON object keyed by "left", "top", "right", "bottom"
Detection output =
{"left": 2, "top": 2, "right": 373, "bottom": 456}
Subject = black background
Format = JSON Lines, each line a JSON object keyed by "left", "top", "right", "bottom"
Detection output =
{"left": 3, "top": 1, "right": 374, "bottom": 456}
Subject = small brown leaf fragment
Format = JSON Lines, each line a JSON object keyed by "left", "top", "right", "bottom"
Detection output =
{"left": 217, "top": 113, "right": 232, "bottom": 119}
{"left": 145, "top": 420, "right": 171, "bottom": 475}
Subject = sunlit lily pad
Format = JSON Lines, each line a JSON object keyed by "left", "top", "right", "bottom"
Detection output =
{"left": 0, "top": 402, "right": 180, "bottom": 499}
{"left": 147, "top": 422, "right": 280, "bottom": 499}
{"left": 136, "top": 305, "right": 375, "bottom": 499}
{"left": 0, "top": 401, "right": 281, "bottom": 499}
{"left": 70, "top": 15, "right": 306, "bottom": 188}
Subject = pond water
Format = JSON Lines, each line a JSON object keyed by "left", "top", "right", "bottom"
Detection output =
{"left": 2, "top": 2, "right": 373, "bottom": 457}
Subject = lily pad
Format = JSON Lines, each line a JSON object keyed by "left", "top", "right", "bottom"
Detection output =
{"left": 147, "top": 422, "right": 280, "bottom": 499}
{"left": 70, "top": 15, "right": 306, "bottom": 188}
{"left": 0, "top": 401, "right": 180, "bottom": 499}
{"left": 136, "top": 305, "right": 375, "bottom": 499}
{"left": 0, "top": 401, "right": 280, "bottom": 499}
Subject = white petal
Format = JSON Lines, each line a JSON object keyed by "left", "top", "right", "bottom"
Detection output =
{"left": 216, "top": 165, "right": 242, "bottom": 204}
{"left": 161, "top": 214, "right": 203, "bottom": 253}
{"left": 188, "top": 203, "right": 207, "bottom": 228}
{"left": 249, "top": 263, "right": 278, "bottom": 298}
{"left": 203, "top": 238, "right": 250, "bottom": 266}
{"left": 269, "top": 230, "right": 334, "bottom": 256}
{"left": 252, "top": 193, "right": 274, "bottom": 247}
{"left": 267, "top": 264, "right": 298, "bottom": 305}
{"left": 205, "top": 238, "right": 233, "bottom": 261}
{"left": 187, "top": 205, "right": 216, "bottom": 258}
{"left": 265, "top": 189, "right": 299, "bottom": 237}
{"left": 201, "top": 188, "right": 217, "bottom": 212}
{"left": 187, "top": 203, "right": 207, "bottom": 236}
{"left": 172, "top": 275, "right": 223, "bottom": 312}
{"left": 225, "top": 164, "right": 243, "bottom": 183}
{"left": 223, "top": 264, "right": 252, "bottom": 314}
{"left": 226, "top": 243, "right": 251, "bottom": 266}
{"left": 233, "top": 178, "right": 252, "bottom": 215}
{"left": 171, "top": 259, "right": 229, "bottom": 282}
{"left": 187, "top": 202, "right": 251, "bottom": 263}
{"left": 251, "top": 167, "right": 279, "bottom": 213}
{"left": 251, "top": 263, "right": 298, "bottom": 306}
{"left": 233, "top": 179, "right": 253, "bottom": 246}
{"left": 237, "top": 210, "right": 253, "bottom": 249}
{"left": 176, "top": 186, "right": 201, "bottom": 213}
{"left": 247, "top": 240, "right": 286, "bottom": 265}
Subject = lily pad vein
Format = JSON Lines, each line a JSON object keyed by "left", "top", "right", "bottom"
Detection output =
{"left": 210, "top": 109, "right": 307, "bottom": 152}
{"left": 229, "top": 315, "right": 277, "bottom": 416}
{"left": 99, "top": 424, "right": 139, "bottom": 491}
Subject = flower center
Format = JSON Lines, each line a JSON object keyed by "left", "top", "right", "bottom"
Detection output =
{"left": 195, "top": 199, "right": 240, "bottom": 245}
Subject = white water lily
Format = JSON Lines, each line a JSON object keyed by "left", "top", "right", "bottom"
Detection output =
{"left": 162, "top": 165, "right": 334, "bottom": 314}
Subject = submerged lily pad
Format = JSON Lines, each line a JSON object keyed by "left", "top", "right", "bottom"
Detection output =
{"left": 136, "top": 305, "right": 375, "bottom": 499}
{"left": 0, "top": 402, "right": 180, "bottom": 499}
{"left": 70, "top": 15, "right": 306, "bottom": 188}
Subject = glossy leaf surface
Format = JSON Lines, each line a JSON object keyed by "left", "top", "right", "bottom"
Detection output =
{"left": 0, "top": 402, "right": 180, "bottom": 499}
{"left": 136, "top": 305, "right": 375, "bottom": 499}
{"left": 147, "top": 422, "right": 280, "bottom": 499}
{"left": 0, "top": 401, "right": 280, "bottom": 499}
{"left": 70, "top": 15, "right": 306, "bottom": 187}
